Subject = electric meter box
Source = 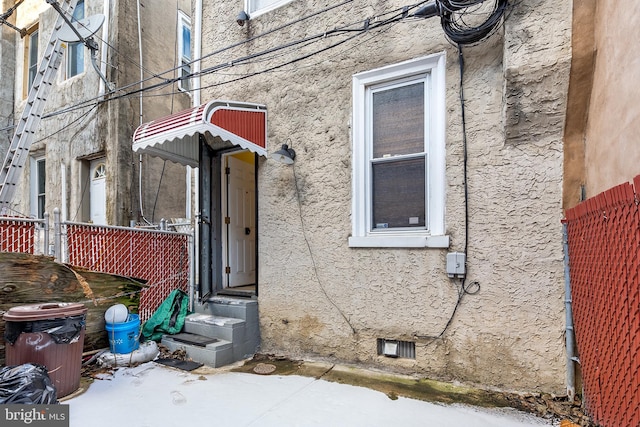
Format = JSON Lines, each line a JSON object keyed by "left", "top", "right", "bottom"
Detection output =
{"left": 446, "top": 252, "right": 466, "bottom": 278}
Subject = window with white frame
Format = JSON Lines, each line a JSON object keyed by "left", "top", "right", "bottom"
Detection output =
{"left": 245, "top": 0, "right": 293, "bottom": 17}
{"left": 64, "top": 0, "right": 85, "bottom": 79}
{"left": 24, "top": 25, "right": 39, "bottom": 97}
{"left": 349, "top": 53, "right": 448, "bottom": 248}
{"left": 30, "top": 157, "right": 46, "bottom": 219}
{"left": 178, "top": 11, "right": 191, "bottom": 92}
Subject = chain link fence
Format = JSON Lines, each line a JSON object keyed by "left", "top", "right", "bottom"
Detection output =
{"left": 0, "top": 211, "right": 194, "bottom": 322}
{"left": 564, "top": 178, "right": 640, "bottom": 427}
{"left": 0, "top": 215, "right": 47, "bottom": 254}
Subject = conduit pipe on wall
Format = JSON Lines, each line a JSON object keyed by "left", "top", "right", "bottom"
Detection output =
{"left": 99, "top": 0, "right": 110, "bottom": 96}
{"left": 136, "top": 0, "right": 148, "bottom": 224}
{"left": 562, "top": 221, "right": 577, "bottom": 400}
{"left": 188, "top": 0, "right": 203, "bottom": 311}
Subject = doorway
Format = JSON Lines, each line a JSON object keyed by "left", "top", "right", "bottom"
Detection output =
{"left": 90, "top": 159, "right": 107, "bottom": 225}
{"left": 221, "top": 151, "right": 256, "bottom": 289}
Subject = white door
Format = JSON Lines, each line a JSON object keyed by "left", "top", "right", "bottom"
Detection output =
{"left": 223, "top": 153, "right": 256, "bottom": 287}
{"left": 90, "top": 160, "right": 107, "bottom": 225}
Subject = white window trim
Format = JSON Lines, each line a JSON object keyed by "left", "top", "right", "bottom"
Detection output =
{"left": 178, "top": 10, "right": 191, "bottom": 92}
{"left": 63, "top": 0, "right": 85, "bottom": 80}
{"left": 349, "top": 53, "right": 448, "bottom": 249}
{"left": 245, "top": 0, "right": 293, "bottom": 19}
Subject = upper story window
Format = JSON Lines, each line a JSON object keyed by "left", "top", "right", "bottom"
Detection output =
{"left": 178, "top": 11, "right": 191, "bottom": 92}
{"left": 30, "top": 156, "right": 46, "bottom": 219}
{"left": 64, "top": 0, "right": 85, "bottom": 79}
{"left": 246, "top": 0, "right": 293, "bottom": 17}
{"left": 349, "top": 53, "right": 448, "bottom": 248}
{"left": 24, "top": 25, "right": 39, "bottom": 98}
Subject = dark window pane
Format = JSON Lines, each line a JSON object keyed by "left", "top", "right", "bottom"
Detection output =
{"left": 372, "top": 82, "right": 424, "bottom": 158}
{"left": 28, "top": 31, "right": 39, "bottom": 91}
{"left": 37, "top": 159, "right": 45, "bottom": 219}
{"left": 372, "top": 157, "right": 425, "bottom": 229}
{"left": 180, "top": 64, "right": 191, "bottom": 90}
{"left": 37, "top": 160, "right": 46, "bottom": 193}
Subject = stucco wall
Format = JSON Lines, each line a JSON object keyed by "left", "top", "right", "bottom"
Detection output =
{"left": 580, "top": 0, "right": 640, "bottom": 197}
{"left": 200, "top": 0, "right": 570, "bottom": 394}
{"left": 6, "top": 0, "right": 190, "bottom": 225}
{"left": 0, "top": 0, "right": 16, "bottom": 160}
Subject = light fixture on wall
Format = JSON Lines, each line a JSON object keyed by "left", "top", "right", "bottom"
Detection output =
{"left": 236, "top": 10, "right": 250, "bottom": 26}
{"left": 271, "top": 144, "right": 296, "bottom": 165}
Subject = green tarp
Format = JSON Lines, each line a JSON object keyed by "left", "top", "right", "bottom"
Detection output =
{"left": 141, "top": 289, "right": 189, "bottom": 342}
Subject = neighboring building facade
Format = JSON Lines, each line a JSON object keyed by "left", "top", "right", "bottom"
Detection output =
{"left": 179, "top": 0, "right": 571, "bottom": 394}
{"left": 564, "top": 0, "right": 640, "bottom": 209}
{"left": 0, "top": 0, "right": 191, "bottom": 225}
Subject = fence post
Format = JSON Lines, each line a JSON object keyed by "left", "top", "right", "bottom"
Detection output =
{"left": 53, "top": 208, "right": 61, "bottom": 263}
{"left": 188, "top": 232, "right": 195, "bottom": 312}
{"left": 43, "top": 211, "right": 50, "bottom": 255}
{"left": 160, "top": 218, "right": 167, "bottom": 231}
{"left": 562, "top": 221, "right": 577, "bottom": 401}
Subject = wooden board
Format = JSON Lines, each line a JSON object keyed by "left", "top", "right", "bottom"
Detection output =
{"left": 0, "top": 252, "right": 147, "bottom": 364}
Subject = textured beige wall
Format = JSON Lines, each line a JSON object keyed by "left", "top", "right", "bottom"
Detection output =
{"left": 7, "top": 0, "right": 190, "bottom": 224}
{"left": 200, "top": 0, "right": 570, "bottom": 393}
{"left": 580, "top": 0, "right": 640, "bottom": 197}
{"left": 0, "top": 0, "right": 17, "bottom": 158}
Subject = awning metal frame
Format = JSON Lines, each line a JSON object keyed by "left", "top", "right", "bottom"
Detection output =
{"left": 132, "top": 100, "right": 267, "bottom": 166}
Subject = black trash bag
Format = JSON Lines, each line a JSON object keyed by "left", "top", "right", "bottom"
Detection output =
{"left": 0, "top": 363, "right": 58, "bottom": 404}
{"left": 4, "top": 314, "right": 86, "bottom": 345}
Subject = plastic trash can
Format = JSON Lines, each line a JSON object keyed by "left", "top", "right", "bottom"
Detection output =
{"left": 3, "top": 302, "right": 87, "bottom": 398}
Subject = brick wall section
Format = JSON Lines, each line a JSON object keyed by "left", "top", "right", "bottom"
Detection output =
{"left": 564, "top": 176, "right": 640, "bottom": 426}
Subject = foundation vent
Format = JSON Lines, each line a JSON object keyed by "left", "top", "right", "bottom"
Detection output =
{"left": 377, "top": 338, "right": 416, "bottom": 359}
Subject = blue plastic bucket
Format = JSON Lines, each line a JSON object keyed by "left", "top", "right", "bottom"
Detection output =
{"left": 105, "top": 314, "right": 140, "bottom": 354}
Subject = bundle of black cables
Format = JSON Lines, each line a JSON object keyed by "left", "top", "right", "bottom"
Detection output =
{"left": 416, "top": 0, "right": 510, "bottom": 45}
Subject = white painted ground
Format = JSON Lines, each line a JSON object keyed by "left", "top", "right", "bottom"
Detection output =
{"left": 66, "top": 362, "right": 558, "bottom": 427}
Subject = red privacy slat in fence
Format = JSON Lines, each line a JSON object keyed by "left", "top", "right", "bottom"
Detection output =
{"left": 0, "top": 219, "right": 37, "bottom": 254}
{"left": 565, "top": 178, "right": 640, "bottom": 427}
{"left": 66, "top": 224, "right": 190, "bottom": 321}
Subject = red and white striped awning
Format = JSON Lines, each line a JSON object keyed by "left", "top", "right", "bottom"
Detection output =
{"left": 132, "top": 100, "right": 267, "bottom": 167}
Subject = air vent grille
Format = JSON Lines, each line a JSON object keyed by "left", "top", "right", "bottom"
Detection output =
{"left": 377, "top": 338, "right": 416, "bottom": 359}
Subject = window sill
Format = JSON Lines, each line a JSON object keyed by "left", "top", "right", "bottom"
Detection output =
{"left": 348, "top": 234, "right": 450, "bottom": 248}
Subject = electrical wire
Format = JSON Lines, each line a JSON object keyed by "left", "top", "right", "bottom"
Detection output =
{"left": 292, "top": 162, "right": 357, "bottom": 335}
{"left": 437, "top": 0, "right": 509, "bottom": 45}
{"left": 24, "top": 1, "right": 418, "bottom": 122}
{"left": 415, "top": 44, "right": 480, "bottom": 344}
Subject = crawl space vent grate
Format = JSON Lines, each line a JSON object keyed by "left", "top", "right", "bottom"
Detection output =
{"left": 377, "top": 338, "right": 416, "bottom": 359}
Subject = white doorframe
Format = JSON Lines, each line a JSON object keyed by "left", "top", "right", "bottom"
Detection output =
{"left": 221, "top": 151, "right": 256, "bottom": 288}
{"left": 90, "top": 159, "right": 107, "bottom": 225}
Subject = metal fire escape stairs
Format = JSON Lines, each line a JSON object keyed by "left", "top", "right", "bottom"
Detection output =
{"left": 0, "top": 0, "right": 79, "bottom": 215}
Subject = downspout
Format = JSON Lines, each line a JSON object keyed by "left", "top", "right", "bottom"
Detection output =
{"left": 99, "top": 0, "right": 110, "bottom": 96}
{"left": 189, "top": 0, "right": 203, "bottom": 311}
{"left": 136, "top": 0, "right": 148, "bottom": 224}
{"left": 562, "top": 220, "right": 577, "bottom": 400}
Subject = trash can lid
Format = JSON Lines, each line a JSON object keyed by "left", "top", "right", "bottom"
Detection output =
{"left": 3, "top": 302, "right": 87, "bottom": 321}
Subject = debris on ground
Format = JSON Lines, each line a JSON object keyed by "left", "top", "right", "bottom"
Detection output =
{"left": 234, "top": 354, "right": 596, "bottom": 427}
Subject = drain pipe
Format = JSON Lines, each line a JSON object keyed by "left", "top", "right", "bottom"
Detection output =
{"left": 136, "top": 0, "right": 150, "bottom": 225}
{"left": 188, "top": 0, "right": 203, "bottom": 312}
{"left": 562, "top": 220, "right": 577, "bottom": 401}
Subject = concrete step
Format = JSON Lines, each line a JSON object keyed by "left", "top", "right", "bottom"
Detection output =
{"left": 161, "top": 334, "right": 234, "bottom": 368}
{"left": 183, "top": 313, "right": 258, "bottom": 362}
{"left": 196, "top": 296, "right": 258, "bottom": 323}
{"left": 161, "top": 297, "right": 261, "bottom": 368}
